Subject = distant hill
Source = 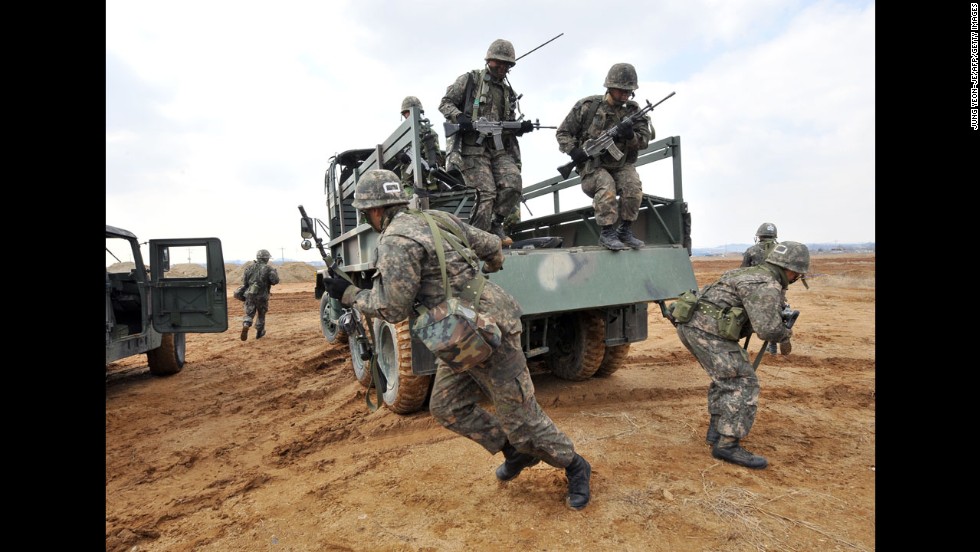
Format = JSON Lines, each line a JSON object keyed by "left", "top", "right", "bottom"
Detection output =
{"left": 692, "top": 242, "right": 874, "bottom": 257}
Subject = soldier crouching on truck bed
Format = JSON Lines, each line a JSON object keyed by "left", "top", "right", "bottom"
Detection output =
{"left": 322, "top": 169, "right": 593, "bottom": 510}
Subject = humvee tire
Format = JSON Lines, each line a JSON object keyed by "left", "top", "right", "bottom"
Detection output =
{"left": 147, "top": 333, "right": 186, "bottom": 376}
{"left": 547, "top": 310, "right": 606, "bottom": 381}
{"left": 374, "top": 319, "right": 431, "bottom": 414}
{"left": 594, "top": 343, "right": 631, "bottom": 377}
{"left": 320, "top": 294, "right": 348, "bottom": 344}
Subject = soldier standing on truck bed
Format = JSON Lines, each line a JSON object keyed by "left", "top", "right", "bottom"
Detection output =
{"left": 321, "top": 169, "right": 593, "bottom": 510}
{"left": 674, "top": 241, "right": 809, "bottom": 470}
{"left": 239, "top": 249, "right": 280, "bottom": 341}
{"left": 439, "top": 39, "right": 536, "bottom": 244}
{"left": 556, "top": 63, "right": 653, "bottom": 251}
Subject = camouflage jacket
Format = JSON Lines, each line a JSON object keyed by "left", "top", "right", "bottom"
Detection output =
{"left": 397, "top": 124, "right": 445, "bottom": 192}
{"left": 439, "top": 68, "right": 521, "bottom": 156}
{"left": 741, "top": 239, "right": 778, "bottom": 267}
{"left": 684, "top": 263, "right": 791, "bottom": 343}
{"left": 345, "top": 207, "right": 522, "bottom": 335}
{"left": 243, "top": 261, "right": 280, "bottom": 298}
{"left": 556, "top": 94, "right": 653, "bottom": 171}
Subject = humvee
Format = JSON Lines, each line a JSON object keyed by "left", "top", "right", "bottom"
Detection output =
{"left": 105, "top": 225, "right": 229, "bottom": 376}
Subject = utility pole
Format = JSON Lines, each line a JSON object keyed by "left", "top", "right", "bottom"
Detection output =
{"left": 280, "top": 247, "right": 285, "bottom": 264}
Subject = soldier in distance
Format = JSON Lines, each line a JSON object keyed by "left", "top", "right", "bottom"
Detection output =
{"left": 239, "top": 249, "right": 280, "bottom": 341}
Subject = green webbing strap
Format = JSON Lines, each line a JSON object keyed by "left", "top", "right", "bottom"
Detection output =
{"left": 415, "top": 210, "right": 487, "bottom": 311}
{"left": 420, "top": 211, "right": 451, "bottom": 297}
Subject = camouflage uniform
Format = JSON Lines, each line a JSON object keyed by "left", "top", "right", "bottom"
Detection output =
{"left": 439, "top": 69, "right": 523, "bottom": 232}
{"left": 741, "top": 238, "right": 778, "bottom": 267}
{"left": 242, "top": 257, "right": 280, "bottom": 337}
{"left": 341, "top": 206, "right": 577, "bottom": 468}
{"left": 675, "top": 263, "right": 792, "bottom": 440}
{"left": 556, "top": 95, "right": 653, "bottom": 227}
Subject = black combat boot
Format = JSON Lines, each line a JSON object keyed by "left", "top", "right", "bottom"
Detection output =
{"left": 599, "top": 225, "right": 629, "bottom": 251}
{"left": 617, "top": 220, "right": 645, "bottom": 249}
{"left": 490, "top": 215, "right": 514, "bottom": 247}
{"left": 496, "top": 441, "right": 540, "bottom": 482}
{"left": 256, "top": 328, "right": 266, "bottom": 339}
{"left": 705, "top": 415, "right": 720, "bottom": 445}
{"left": 712, "top": 436, "right": 768, "bottom": 469}
{"left": 565, "top": 453, "right": 592, "bottom": 510}
{"left": 240, "top": 322, "right": 250, "bottom": 341}
{"left": 767, "top": 341, "right": 778, "bottom": 354}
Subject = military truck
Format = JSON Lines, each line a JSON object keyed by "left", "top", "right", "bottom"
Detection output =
{"left": 105, "top": 225, "right": 229, "bottom": 376}
{"left": 298, "top": 107, "right": 696, "bottom": 414}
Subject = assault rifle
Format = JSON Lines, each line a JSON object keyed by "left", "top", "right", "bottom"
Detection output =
{"left": 396, "top": 150, "right": 464, "bottom": 191}
{"left": 444, "top": 117, "right": 556, "bottom": 151}
{"left": 750, "top": 305, "right": 801, "bottom": 369}
{"left": 557, "top": 91, "right": 675, "bottom": 180}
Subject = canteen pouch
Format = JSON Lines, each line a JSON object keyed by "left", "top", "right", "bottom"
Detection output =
{"left": 245, "top": 282, "right": 260, "bottom": 297}
{"left": 668, "top": 290, "right": 699, "bottom": 324}
{"left": 411, "top": 297, "right": 502, "bottom": 373}
{"left": 717, "top": 306, "right": 748, "bottom": 341}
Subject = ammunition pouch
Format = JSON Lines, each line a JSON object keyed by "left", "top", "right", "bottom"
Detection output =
{"left": 411, "top": 294, "right": 501, "bottom": 374}
{"left": 245, "top": 283, "right": 260, "bottom": 297}
{"left": 667, "top": 290, "right": 699, "bottom": 324}
{"left": 696, "top": 300, "right": 748, "bottom": 341}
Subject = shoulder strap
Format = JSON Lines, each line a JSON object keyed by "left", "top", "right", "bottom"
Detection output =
{"left": 581, "top": 95, "right": 602, "bottom": 132}
{"left": 416, "top": 210, "right": 487, "bottom": 307}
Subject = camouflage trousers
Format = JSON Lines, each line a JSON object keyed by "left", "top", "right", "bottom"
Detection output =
{"left": 243, "top": 295, "right": 270, "bottom": 331}
{"left": 459, "top": 149, "right": 522, "bottom": 231}
{"left": 582, "top": 164, "right": 643, "bottom": 227}
{"left": 677, "top": 324, "right": 760, "bottom": 439}
{"left": 429, "top": 332, "right": 576, "bottom": 468}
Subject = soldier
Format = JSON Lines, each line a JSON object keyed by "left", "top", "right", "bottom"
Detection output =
{"left": 741, "top": 222, "right": 779, "bottom": 268}
{"left": 741, "top": 222, "right": 783, "bottom": 354}
{"left": 321, "top": 170, "right": 592, "bottom": 510}
{"left": 556, "top": 63, "right": 653, "bottom": 251}
{"left": 240, "top": 249, "right": 280, "bottom": 341}
{"left": 398, "top": 96, "right": 446, "bottom": 194}
{"left": 674, "top": 241, "right": 809, "bottom": 469}
{"left": 439, "top": 39, "right": 535, "bottom": 243}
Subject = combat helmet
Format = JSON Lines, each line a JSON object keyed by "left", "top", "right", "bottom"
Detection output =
{"left": 351, "top": 169, "right": 410, "bottom": 209}
{"left": 485, "top": 39, "right": 516, "bottom": 65}
{"left": 256, "top": 249, "right": 272, "bottom": 262}
{"left": 604, "top": 63, "right": 638, "bottom": 91}
{"left": 401, "top": 96, "right": 423, "bottom": 114}
{"left": 766, "top": 241, "right": 810, "bottom": 274}
{"left": 756, "top": 222, "right": 778, "bottom": 239}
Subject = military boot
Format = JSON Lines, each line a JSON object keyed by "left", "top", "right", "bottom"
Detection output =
{"left": 240, "top": 322, "right": 250, "bottom": 341}
{"left": 712, "top": 436, "right": 768, "bottom": 469}
{"left": 495, "top": 441, "right": 541, "bottom": 481}
{"left": 565, "top": 453, "right": 592, "bottom": 510}
{"left": 617, "top": 220, "right": 645, "bottom": 249}
{"left": 490, "top": 215, "right": 514, "bottom": 247}
{"left": 256, "top": 328, "right": 266, "bottom": 339}
{"left": 599, "top": 225, "right": 629, "bottom": 251}
{"left": 705, "top": 415, "right": 720, "bottom": 445}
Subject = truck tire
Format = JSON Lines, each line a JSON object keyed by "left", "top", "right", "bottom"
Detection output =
{"left": 348, "top": 319, "right": 374, "bottom": 388}
{"left": 374, "top": 319, "right": 431, "bottom": 414}
{"left": 320, "top": 294, "right": 348, "bottom": 344}
{"left": 547, "top": 310, "right": 605, "bottom": 381}
{"left": 594, "top": 343, "right": 632, "bottom": 377}
{"left": 147, "top": 332, "right": 186, "bottom": 376}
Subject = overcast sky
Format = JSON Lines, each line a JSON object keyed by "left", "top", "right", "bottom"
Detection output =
{"left": 106, "top": 0, "right": 875, "bottom": 264}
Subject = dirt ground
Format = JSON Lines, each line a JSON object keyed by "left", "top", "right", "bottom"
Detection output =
{"left": 105, "top": 252, "right": 875, "bottom": 552}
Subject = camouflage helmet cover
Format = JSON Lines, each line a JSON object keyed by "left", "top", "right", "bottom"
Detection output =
{"left": 351, "top": 169, "right": 410, "bottom": 209}
{"left": 485, "top": 39, "right": 516, "bottom": 64}
{"left": 766, "top": 241, "right": 810, "bottom": 274}
{"left": 604, "top": 63, "right": 638, "bottom": 91}
{"left": 256, "top": 249, "right": 272, "bottom": 261}
{"left": 401, "top": 96, "right": 423, "bottom": 114}
{"left": 756, "top": 222, "right": 778, "bottom": 239}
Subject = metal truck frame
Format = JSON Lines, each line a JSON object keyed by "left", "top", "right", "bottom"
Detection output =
{"left": 299, "top": 107, "right": 696, "bottom": 414}
{"left": 106, "top": 225, "right": 229, "bottom": 376}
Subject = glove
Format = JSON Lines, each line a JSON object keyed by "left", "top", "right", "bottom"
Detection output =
{"left": 569, "top": 147, "right": 589, "bottom": 164}
{"left": 517, "top": 120, "right": 535, "bottom": 135}
{"left": 779, "top": 339, "right": 792, "bottom": 355}
{"left": 456, "top": 114, "right": 473, "bottom": 132}
{"left": 482, "top": 252, "right": 504, "bottom": 273}
{"left": 615, "top": 121, "right": 635, "bottom": 140}
{"left": 324, "top": 276, "right": 351, "bottom": 301}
